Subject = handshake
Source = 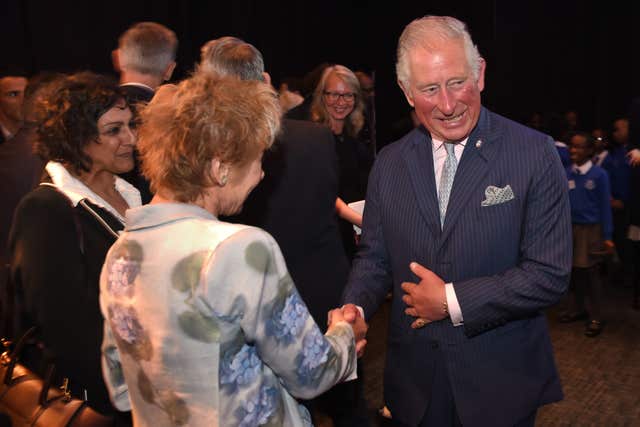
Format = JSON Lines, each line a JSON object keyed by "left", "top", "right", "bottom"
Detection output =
{"left": 327, "top": 304, "right": 368, "bottom": 358}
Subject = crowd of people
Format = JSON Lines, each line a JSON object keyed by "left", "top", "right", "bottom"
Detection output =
{"left": 0, "top": 14, "right": 639, "bottom": 427}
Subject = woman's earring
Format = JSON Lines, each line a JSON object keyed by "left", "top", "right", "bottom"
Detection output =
{"left": 220, "top": 174, "right": 228, "bottom": 186}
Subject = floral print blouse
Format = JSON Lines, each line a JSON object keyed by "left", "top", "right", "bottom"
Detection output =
{"left": 100, "top": 203, "right": 357, "bottom": 427}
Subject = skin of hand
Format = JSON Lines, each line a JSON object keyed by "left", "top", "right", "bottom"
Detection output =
{"left": 335, "top": 198, "right": 363, "bottom": 227}
{"left": 627, "top": 149, "right": 640, "bottom": 166}
{"left": 401, "top": 262, "right": 448, "bottom": 328}
{"left": 610, "top": 199, "right": 624, "bottom": 210}
{"left": 604, "top": 239, "right": 615, "bottom": 255}
{"left": 339, "top": 304, "right": 369, "bottom": 357}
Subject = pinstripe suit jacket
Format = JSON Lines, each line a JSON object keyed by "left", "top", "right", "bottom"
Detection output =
{"left": 343, "top": 107, "right": 572, "bottom": 427}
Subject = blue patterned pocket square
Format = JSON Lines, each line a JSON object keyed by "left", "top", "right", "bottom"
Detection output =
{"left": 481, "top": 185, "right": 514, "bottom": 207}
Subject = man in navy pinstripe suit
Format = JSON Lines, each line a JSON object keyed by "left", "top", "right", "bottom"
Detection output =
{"left": 342, "top": 16, "right": 571, "bottom": 427}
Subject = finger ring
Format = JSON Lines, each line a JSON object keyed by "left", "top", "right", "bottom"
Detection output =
{"left": 415, "top": 318, "right": 427, "bottom": 328}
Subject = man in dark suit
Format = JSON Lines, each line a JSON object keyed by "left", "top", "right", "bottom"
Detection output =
{"left": 342, "top": 16, "right": 571, "bottom": 427}
{"left": 0, "top": 70, "right": 27, "bottom": 145}
{"left": 201, "top": 36, "right": 369, "bottom": 426}
{"left": 112, "top": 21, "right": 178, "bottom": 203}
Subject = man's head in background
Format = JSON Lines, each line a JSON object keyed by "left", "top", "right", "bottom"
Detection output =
{"left": 113, "top": 21, "right": 178, "bottom": 89}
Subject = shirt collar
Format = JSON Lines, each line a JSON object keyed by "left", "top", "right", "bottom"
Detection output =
{"left": 45, "top": 161, "right": 142, "bottom": 222}
{"left": 594, "top": 151, "right": 608, "bottom": 163}
{"left": 432, "top": 137, "right": 468, "bottom": 152}
{"left": 120, "top": 82, "right": 155, "bottom": 93}
{"left": 572, "top": 160, "right": 593, "bottom": 175}
{"left": 125, "top": 203, "right": 216, "bottom": 231}
{"left": 555, "top": 140, "right": 567, "bottom": 148}
{"left": 0, "top": 123, "right": 14, "bottom": 140}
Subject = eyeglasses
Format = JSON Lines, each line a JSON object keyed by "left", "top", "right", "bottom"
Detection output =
{"left": 323, "top": 91, "right": 356, "bottom": 103}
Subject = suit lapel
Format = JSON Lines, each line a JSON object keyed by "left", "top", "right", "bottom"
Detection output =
{"left": 440, "top": 108, "right": 502, "bottom": 245}
{"left": 402, "top": 127, "right": 441, "bottom": 237}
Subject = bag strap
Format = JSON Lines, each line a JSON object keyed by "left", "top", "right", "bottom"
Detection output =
{"left": 38, "top": 362, "right": 61, "bottom": 406}
{"left": 2, "top": 326, "right": 37, "bottom": 385}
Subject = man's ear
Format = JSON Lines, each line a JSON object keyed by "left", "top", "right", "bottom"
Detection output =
{"left": 112, "top": 49, "right": 121, "bottom": 73}
{"left": 262, "top": 72, "right": 272, "bottom": 86}
{"left": 398, "top": 79, "right": 415, "bottom": 108}
{"left": 163, "top": 61, "right": 177, "bottom": 82}
{"left": 476, "top": 58, "right": 486, "bottom": 92}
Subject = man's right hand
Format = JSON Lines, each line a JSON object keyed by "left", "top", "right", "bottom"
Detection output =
{"left": 340, "top": 304, "right": 368, "bottom": 357}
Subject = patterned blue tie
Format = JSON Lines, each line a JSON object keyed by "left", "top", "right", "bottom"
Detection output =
{"left": 438, "top": 143, "right": 458, "bottom": 226}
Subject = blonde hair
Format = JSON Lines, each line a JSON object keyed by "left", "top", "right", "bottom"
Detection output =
{"left": 138, "top": 73, "right": 280, "bottom": 202}
{"left": 396, "top": 16, "right": 482, "bottom": 88}
{"left": 310, "top": 65, "right": 365, "bottom": 138}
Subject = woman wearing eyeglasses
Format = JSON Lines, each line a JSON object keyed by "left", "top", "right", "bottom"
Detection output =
{"left": 310, "top": 65, "right": 374, "bottom": 260}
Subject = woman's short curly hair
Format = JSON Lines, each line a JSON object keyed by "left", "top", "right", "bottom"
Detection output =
{"left": 35, "top": 72, "right": 125, "bottom": 174}
{"left": 138, "top": 72, "right": 281, "bottom": 203}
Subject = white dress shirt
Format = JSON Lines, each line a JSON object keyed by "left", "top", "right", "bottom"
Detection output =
{"left": 431, "top": 138, "right": 467, "bottom": 326}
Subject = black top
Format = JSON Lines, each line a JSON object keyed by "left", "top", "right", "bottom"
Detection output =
{"left": 0, "top": 126, "right": 44, "bottom": 266}
{"left": 225, "top": 119, "right": 350, "bottom": 328}
{"left": 333, "top": 132, "right": 373, "bottom": 203}
{"left": 333, "top": 132, "right": 374, "bottom": 259}
{"left": 8, "top": 183, "right": 124, "bottom": 416}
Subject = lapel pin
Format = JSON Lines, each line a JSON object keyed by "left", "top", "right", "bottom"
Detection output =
{"left": 475, "top": 139, "right": 483, "bottom": 148}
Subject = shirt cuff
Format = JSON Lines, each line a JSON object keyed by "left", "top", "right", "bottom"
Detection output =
{"left": 445, "top": 282, "right": 464, "bottom": 326}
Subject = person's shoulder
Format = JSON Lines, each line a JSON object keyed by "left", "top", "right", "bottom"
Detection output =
{"left": 377, "top": 126, "right": 424, "bottom": 160}
{"left": 487, "top": 110, "right": 555, "bottom": 158}
{"left": 280, "top": 119, "right": 332, "bottom": 141}
{"left": 12, "top": 185, "right": 74, "bottom": 232}
{"left": 590, "top": 164, "right": 610, "bottom": 180}
{"left": 18, "top": 185, "right": 70, "bottom": 211}
{"left": 277, "top": 119, "right": 334, "bottom": 157}
{"left": 488, "top": 110, "right": 551, "bottom": 143}
{"left": 226, "top": 224, "right": 275, "bottom": 244}
{"left": 215, "top": 223, "right": 281, "bottom": 259}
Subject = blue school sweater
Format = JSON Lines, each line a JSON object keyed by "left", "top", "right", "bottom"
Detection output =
{"left": 600, "top": 146, "right": 631, "bottom": 203}
{"left": 566, "top": 161, "right": 613, "bottom": 240}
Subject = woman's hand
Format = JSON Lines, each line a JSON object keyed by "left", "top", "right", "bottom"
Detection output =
{"left": 604, "top": 240, "right": 615, "bottom": 255}
{"left": 328, "top": 305, "right": 368, "bottom": 357}
{"left": 335, "top": 198, "right": 363, "bottom": 227}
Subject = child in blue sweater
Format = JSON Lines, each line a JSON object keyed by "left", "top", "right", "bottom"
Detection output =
{"left": 559, "top": 132, "right": 614, "bottom": 337}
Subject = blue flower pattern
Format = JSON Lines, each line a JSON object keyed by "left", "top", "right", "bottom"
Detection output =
{"left": 108, "top": 303, "right": 145, "bottom": 344}
{"left": 236, "top": 386, "right": 278, "bottom": 427}
{"left": 220, "top": 344, "right": 262, "bottom": 392}
{"left": 297, "top": 328, "right": 331, "bottom": 385}
{"left": 266, "top": 292, "right": 307, "bottom": 344}
{"left": 100, "top": 219, "right": 355, "bottom": 426}
{"left": 107, "top": 257, "right": 140, "bottom": 298}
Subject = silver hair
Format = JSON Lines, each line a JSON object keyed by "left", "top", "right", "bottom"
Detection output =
{"left": 396, "top": 16, "right": 482, "bottom": 88}
{"left": 198, "top": 37, "right": 265, "bottom": 81}
{"left": 118, "top": 22, "right": 177, "bottom": 76}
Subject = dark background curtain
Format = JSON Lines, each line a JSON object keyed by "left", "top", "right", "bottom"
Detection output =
{"left": 2, "top": 0, "right": 638, "bottom": 149}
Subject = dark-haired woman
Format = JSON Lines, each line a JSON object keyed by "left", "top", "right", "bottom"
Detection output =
{"left": 8, "top": 71, "right": 139, "bottom": 424}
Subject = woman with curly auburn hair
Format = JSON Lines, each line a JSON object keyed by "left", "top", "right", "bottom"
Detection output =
{"left": 310, "top": 65, "right": 374, "bottom": 259}
{"left": 8, "top": 71, "right": 140, "bottom": 425}
{"left": 99, "top": 72, "right": 366, "bottom": 427}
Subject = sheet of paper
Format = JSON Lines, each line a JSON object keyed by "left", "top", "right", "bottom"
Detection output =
{"left": 348, "top": 200, "right": 365, "bottom": 235}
